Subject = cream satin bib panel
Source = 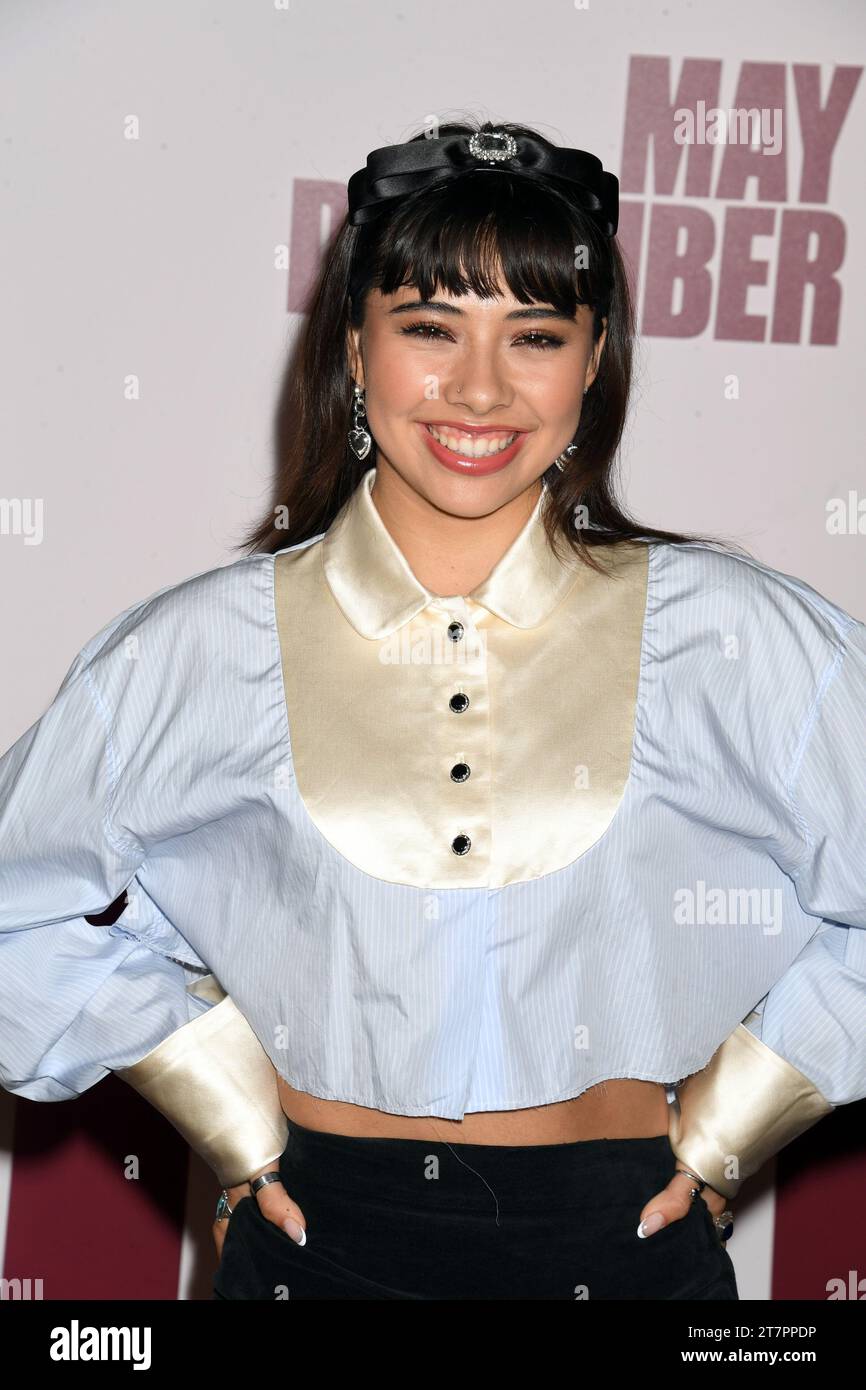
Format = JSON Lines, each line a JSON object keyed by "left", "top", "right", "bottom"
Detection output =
{"left": 273, "top": 511, "right": 649, "bottom": 891}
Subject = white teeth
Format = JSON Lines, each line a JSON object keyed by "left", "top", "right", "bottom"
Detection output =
{"left": 426, "top": 425, "right": 518, "bottom": 458}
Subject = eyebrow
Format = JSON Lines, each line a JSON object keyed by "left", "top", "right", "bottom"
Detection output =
{"left": 387, "top": 298, "right": 577, "bottom": 324}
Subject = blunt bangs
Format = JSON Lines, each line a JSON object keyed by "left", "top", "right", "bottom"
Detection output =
{"left": 352, "top": 169, "right": 610, "bottom": 334}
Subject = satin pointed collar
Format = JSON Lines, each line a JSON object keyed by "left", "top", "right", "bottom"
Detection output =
{"left": 321, "top": 467, "right": 583, "bottom": 640}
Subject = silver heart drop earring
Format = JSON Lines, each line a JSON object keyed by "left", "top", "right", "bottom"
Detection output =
{"left": 348, "top": 383, "right": 373, "bottom": 460}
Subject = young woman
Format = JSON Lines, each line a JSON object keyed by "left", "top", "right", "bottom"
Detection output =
{"left": 1, "top": 120, "right": 864, "bottom": 1301}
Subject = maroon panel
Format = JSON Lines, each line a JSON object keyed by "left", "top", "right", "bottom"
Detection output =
{"left": 773, "top": 1101, "right": 866, "bottom": 1301}
{"left": 3, "top": 1074, "right": 188, "bottom": 1300}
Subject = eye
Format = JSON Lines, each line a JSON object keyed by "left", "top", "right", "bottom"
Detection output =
{"left": 399, "top": 321, "right": 565, "bottom": 350}
{"left": 517, "top": 330, "right": 565, "bottom": 351}
{"left": 399, "top": 320, "right": 454, "bottom": 343}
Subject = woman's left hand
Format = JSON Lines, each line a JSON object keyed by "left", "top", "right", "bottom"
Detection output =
{"left": 637, "top": 1168, "right": 730, "bottom": 1240}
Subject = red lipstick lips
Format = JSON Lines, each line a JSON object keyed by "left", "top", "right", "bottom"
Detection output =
{"left": 418, "top": 421, "right": 528, "bottom": 476}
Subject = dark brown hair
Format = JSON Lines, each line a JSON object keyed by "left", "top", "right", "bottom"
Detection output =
{"left": 239, "top": 118, "right": 749, "bottom": 574}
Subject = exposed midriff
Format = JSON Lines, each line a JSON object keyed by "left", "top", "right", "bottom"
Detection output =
{"left": 277, "top": 1076, "right": 670, "bottom": 1144}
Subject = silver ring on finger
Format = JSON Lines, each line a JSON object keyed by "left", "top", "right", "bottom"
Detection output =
{"left": 674, "top": 1166, "right": 706, "bottom": 1199}
{"left": 215, "top": 1190, "right": 233, "bottom": 1221}
{"left": 250, "top": 1171, "right": 285, "bottom": 1198}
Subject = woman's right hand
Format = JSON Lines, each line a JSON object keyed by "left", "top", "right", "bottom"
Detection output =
{"left": 212, "top": 1162, "right": 308, "bottom": 1259}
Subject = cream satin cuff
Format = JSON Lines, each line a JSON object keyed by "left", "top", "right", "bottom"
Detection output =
{"left": 114, "top": 976, "right": 289, "bottom": 1188}
{"left": 668, "top": 1022, "right": 835, "bottom": 1200}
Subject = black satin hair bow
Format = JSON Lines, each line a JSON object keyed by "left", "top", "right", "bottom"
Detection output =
{"left": 346, "top": 129, "right": 619, "bottom": 237}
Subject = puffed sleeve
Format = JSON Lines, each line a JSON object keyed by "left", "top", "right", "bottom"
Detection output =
{"left": 670, "top": 614, "right": 866, "bottom": 1199}
{"left": 0, "top": 635, "right": 287, "bottom": 1186}
{"left": 741, "top": 612, "right": 866, "bottom": 1096}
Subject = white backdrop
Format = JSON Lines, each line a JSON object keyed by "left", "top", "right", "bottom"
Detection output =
{"left": 1, "top": 0, "right": 863, "bottom": 1301}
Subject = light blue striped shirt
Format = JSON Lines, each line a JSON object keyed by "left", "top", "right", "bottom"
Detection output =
{"left": 1, "top": 476, "right": 865, "bottom": 1119}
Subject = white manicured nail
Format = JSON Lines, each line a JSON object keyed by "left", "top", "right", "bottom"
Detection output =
{"left": 283, "top": 1218, "right": 306, "bottom": 1245}
{"left": 637, "top": 1211, "right": 665, "bottom": 1238}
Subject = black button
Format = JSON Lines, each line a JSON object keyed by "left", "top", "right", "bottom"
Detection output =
{"left": 447, "top": 621, "right": 464, "bottom": 642}
{"left": 449, "top": 692, "right": 469, "bottom": 713}
{"left": 450, "top": 762, "right": 470, "bottom": 782}
{"left": 451, "top": 833, "right": 471, "bottom": 855}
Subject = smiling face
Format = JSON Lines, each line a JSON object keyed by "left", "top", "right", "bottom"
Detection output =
{"left": 347, "top": 275, "right": 607, "bottom": 519}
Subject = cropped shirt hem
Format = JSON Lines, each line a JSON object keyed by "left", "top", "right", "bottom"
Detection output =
{"left": 269, "top": 1064, "right": 685, "bottom": 1122}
